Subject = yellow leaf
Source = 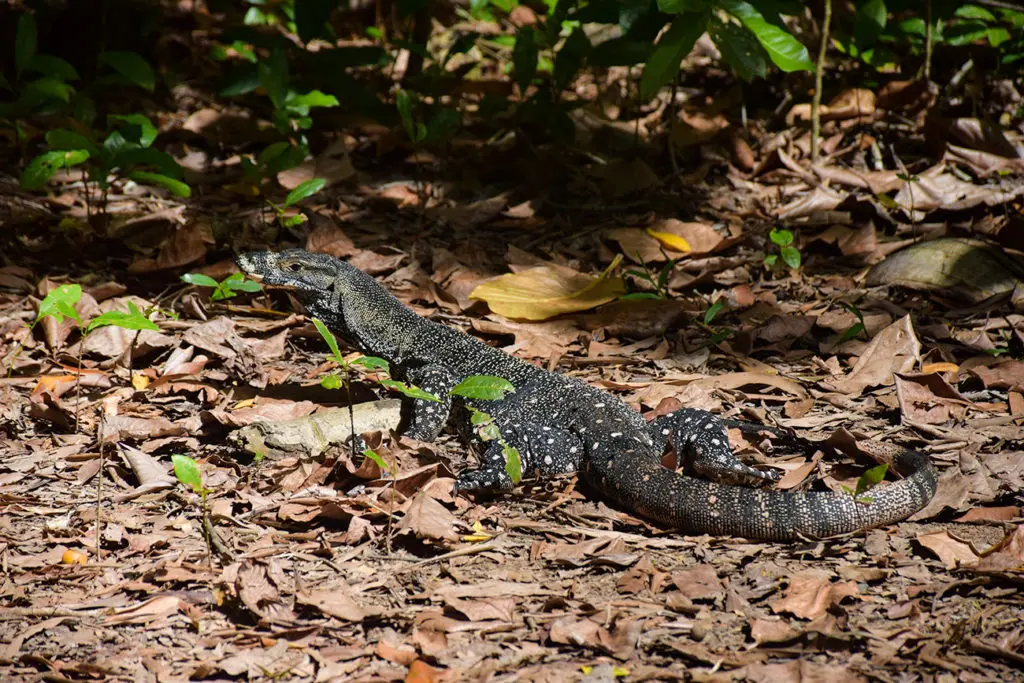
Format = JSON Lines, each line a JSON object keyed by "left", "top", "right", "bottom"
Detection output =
{"left": 470, "top": 255, "right": 626, "bottom": 321}
{"left": 645, "top": 227, "right": 691, "bottom": 253}
{"left": 462, "top": 520, "right": 491, "bottom": 543}
{"left": 131, "top": 374, "right": 150, "bottom": 390}
{"left": 234, "top": 398, "right": 256, "bottom": 410}
{"left": 922, "top": 362, "right": 959, "bottom": 374}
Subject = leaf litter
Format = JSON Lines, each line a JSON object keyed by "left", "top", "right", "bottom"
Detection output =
{"left": 2, "top": 26, "right": 1024, "bottom": 683}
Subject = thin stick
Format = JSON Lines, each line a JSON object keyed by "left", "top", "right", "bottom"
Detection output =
{"left": 811, "top": 0, "right": 832, "bottom": 164}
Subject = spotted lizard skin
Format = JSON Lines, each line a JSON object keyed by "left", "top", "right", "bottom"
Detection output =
{"left": 237, "top": 249, "right": 938, "bottom": 541}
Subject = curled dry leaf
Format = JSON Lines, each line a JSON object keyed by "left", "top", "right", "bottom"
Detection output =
{"left": 470, "top": 259, "right": 625, "bottom": 321}
{"left": 824, "top": 315, "right": 920, "bottom": 396}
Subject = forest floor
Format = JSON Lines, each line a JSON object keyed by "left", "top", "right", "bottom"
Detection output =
{"left": 2, "top": 9, "right": 1024, "bottom": 683}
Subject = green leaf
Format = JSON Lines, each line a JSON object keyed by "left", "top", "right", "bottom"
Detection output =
{"left": 716, "top": 0, "right": 813, "bottom": 72}
{"left": 86, "top": 302, "right": 160, "bottom": 333}
{"left": 512, "top": 26, "right": 539, "bottom": 92}
{"left": 181, "top": 273, "right": 219, "bottom": 288}
{"left": 986, "top": 27, "right": 1010, "bottom": 47}
{"left": 283, "top": 178, "right": 327, "bottom": 207}
{"left": 128, "top": 171, "right": 192, "bottom": 198}
{"left": 450, "top": 375, "right": 516, "bottom": 401}
{"left": 109, "top": 113, "right": 158, "bottom": 148}
{"left": 503, "top": 444, "right": 522, "bottom": 484}
{"left": 837, "top": 322, "right": 865, "bottom": 345}
{"left": 955, "top": 4, "right": 995, "bottom": 21}
{"left": 658, "top": 0, "right": 709, "bottom": 12}
{"left": 27, "top": 54, "right": 79, "bottom": 81}
{"left": 312, "top": 318, "right": 345, "bottom": 364}
{"left": 780, "top": 245, "right": 801, "bottom": 270}
{"left": 350, "top": 356, "right": 390, "bottom": 372}
{"left": 46, "top": 129, "right": 98, "bottom": 156}
{"left": 363, "top": 448, "right": 392, "bottom": 473}
{"left": 321, "top": 374, "right": 343, "bottom": 390}
{"left": 709, "top": 15, "right": 767, "bottom": 81}
{"left": 21, "top": 149, "right": 90, "bottom": 190}
{"left": 763, "top": 253, "right": 778, "bottom": 268}
{"left": 100, "top": 51, "right": 156, "bottom": 91}
{"left": 23, "top": 77, "right": 75, "bottom": 103}
{"left": 639, "top": 12, "right": 708, "bottom": 100}
{"left": 379, "top": 379, "right": 442, "bottom": 402}
{"left": 258, "top": 48, "right": 289, "bottom": 110}
{"left": 855, "top": 463, "right": 888, "bottom": 496}
{"left": 396, "top": 89, "right": 419, "bottom": 142}
{"left": 284, "top": 90, "right": 340, "bottom": 110}
{"left": 171, "top": 454, "right": 205, "bottom": 493}
{"left": 619, "top": 292, "right": 664, "bottom": 301}
{"left": 769, "top": 227, "right": 793, "bottom": 246}
{"left": 703, "top": 299, "right": 726, "bottom": 324}
{"left": 221, "top": 272, "right": 262, "bottom": 294}
{"left": 15, "top": 13, "right": 38, "bottom": 78}
{"left": 37, "top": 283, "right": 83, "bottom": 326}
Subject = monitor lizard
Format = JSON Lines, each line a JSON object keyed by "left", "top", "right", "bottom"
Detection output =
{"left": 236, "top": 249, "right": 938, "bottom": 541}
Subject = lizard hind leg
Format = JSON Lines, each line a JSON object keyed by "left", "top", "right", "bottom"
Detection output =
{"left": 651, "top": 408, "right": 780, "bottom": 487}
{"left": 454, "top": 423, "right": 583, "bottom": 494}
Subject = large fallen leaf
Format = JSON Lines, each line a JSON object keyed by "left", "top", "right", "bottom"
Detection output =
{"left": 823, "top": 315, "right": 920, "bottom": 396}
{"left": 470, "top": 257, "right": 626, "bottom": 321}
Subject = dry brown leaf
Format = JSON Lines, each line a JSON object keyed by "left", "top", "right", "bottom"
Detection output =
{"left": 297, "top": 588, "right": 366, "bottom": 622}
{"left": 770, "top": 574, "right": 859, "bottom": 620}
{"left": 915, "top": 530, "right": 979, "bottom": 569}
{"left": 470, "top": 259, "right": 625, "bottom": 321}
{"left": 395, "top": 492, "right": 460, "bottom": 542}
{"left": 825, "top": 315, "right": 920, "bottom": 395}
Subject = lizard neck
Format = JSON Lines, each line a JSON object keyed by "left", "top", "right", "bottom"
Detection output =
{"left": 304, "top": 262, "right": 425, "bottom": 361}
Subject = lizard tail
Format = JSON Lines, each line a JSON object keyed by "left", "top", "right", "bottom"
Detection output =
{"left": 593, "top": 441, "right": 938, "bottom": 541}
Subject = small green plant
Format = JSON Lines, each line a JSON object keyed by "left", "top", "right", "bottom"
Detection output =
{"left": 763, "top": 228, "right": 801, "bottom": 272}
{"left": 21, "top": 113, "right": 191, "bottom": 207}
{"left": 7, "top": 283, "right": 83, "bottom": 377}
{"left": 622, "top": 254, "right": 678, "bottom": 301}
{"left": 181, "top": 272, "right": 263, "bottom": 301}
{"left": 837, "top": 301, "right": 867, "bottom": 344}
{"left": 699, "top": 299, "right": 733, "bottom": 348}
{"left": 171, "top": 454, "right": 216, "bottom": 562}
{"left": 842, "top": 463, "right": 889, "bottom": 504}
{"left": 312, "top": 318, "right": 523, "bottom": 483}
{"left": 267, "top": 178, "right": 327, "bottom": 228}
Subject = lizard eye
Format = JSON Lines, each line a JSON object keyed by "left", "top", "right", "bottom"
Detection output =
{"left": 287, "top": 262, "right": 302, "bottom": 272}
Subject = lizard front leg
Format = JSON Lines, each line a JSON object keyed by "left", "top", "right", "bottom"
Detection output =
{"left": 455, "top": 422, "right": 583, "bottom": 493}
{"left": 402, "top": 364, "right": 457, "bottom": 441}
{"left": 650, "top": 408, "right": 780, "bottom": 487}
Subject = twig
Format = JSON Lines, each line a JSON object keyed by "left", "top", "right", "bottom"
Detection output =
{"left": 392, "top": 541, "right": 498, "bottom": 574}
{"left": 811, "top": 0, "right": 832, "bottom": 163}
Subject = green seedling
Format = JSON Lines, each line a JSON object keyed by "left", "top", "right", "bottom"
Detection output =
{"left": 697, "top": 299, "right": 733, "bottom": 348}
{"left": 764, "top": 228, "right": 801, "bottom": 272}
{"left": 181, "top": 272, "right": 263, "bottom": 301}
{"left": 171, "top": 454, "right": 217, "bottom": 563}
{"left": 842, "top": 463, "right": 889, "bottom": 505}
{"left": 837, "top": 301, "right": 867, "bottom": 344}
{"left": 451, "top": 376, "right": 520, "bottom": 484}
{"left": 622, "top": 253, "right": 678, "bottom": 301}
{"left": 266, "top": 178, "right": 327, "bottom": 228}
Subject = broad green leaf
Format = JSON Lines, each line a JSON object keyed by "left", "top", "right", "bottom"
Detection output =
{"left": 46, "top": 129, "right": 98, "bottom": 156}
{"left": 86, "top": 302, "right": 160, "bottom": 333}
{"left": 285, "top": 90, "right": 340, "bottom": 110}
{"left": 855, "top": 463, "right": 888, "bottom": 496}
{"left": 23, "top": 77, "right": 74, "bottom": 103}
{"left": 639, "top": 12, "right": 708, "bottom": 100}
{"left": 312, "top": 318, "right": 344, "bottom": 364}
{"left": 15, "top": 13, "right": 37, "bottom": 78}
{"left": 716, "top": 0, "right": 812, "bottom": 72}
{"left": 321, "top": 374, "right": 343, "bottom": 390}
{"left": 379, "top": 379, "right": 442, "bottom": 402}
{"left": 21, "top": 150, "right": 89, "bottom": 190}
{"left": 181, "top": 273, "right": 219, "bottom": 288}
{"left": 396, "top": 89, "right": 419, "bottom": 142}
{"left": 351, "top": 356, "right": 390, "bottom": 372}
{"left": 704, "top": 299, "right": 726, "bottom": 324}
{"left": 109, "top": 113, "right": 158, "bottom": 147}
{"left": 709, "top": 15, "right": 767, "bottom": 81}
{"left": 769, "top": 228, "right": 793, "bottom": 246}
{"left": 658, "top": 0, "right": 709, "bottom": 12}
{"left": 283, "top": 178, "right": 326, "bottom": 207}
{"left": 504, "top": 444, "right": 522, "bottom": 484}
{"left": 363, "top": 448, "right": 392, "bottom": 473}
{"left": 986, "top": 27, "right": 1010, "bottom": 47}
{"left": 450, "top": 375, "right": 516, "bottom": 401}
{"left": 221, "top": 272, "right": 262, "bottom": 294}
{"left": 512, "top": 26, "right": 539, "bottom": 92}
{"left": 129, "top": 171, "right": 192, "bottom": 198}
{"left": 171, "top": 454, "right": 204, "bottom": 493}
{"left": 258, "top": 48, "right": 289, "bottom": 110}
{"left": 37, "top": 283, "right": 82, "bottom": 326}
{"left": 100, "top": 51, "right": 156, "bottom": 91}
{"left": 780, "top": 246, "right": 801, "bottom": 270}
{"left": 955, "top": 5, "right": 995, "bottom": 21}
{"left": 28, "top": 54, "right": 79, "bottom": 81}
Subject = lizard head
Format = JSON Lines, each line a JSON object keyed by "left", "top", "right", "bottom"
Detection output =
{"left": 236, "top": 249, "right": 338, "bottom": 294}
